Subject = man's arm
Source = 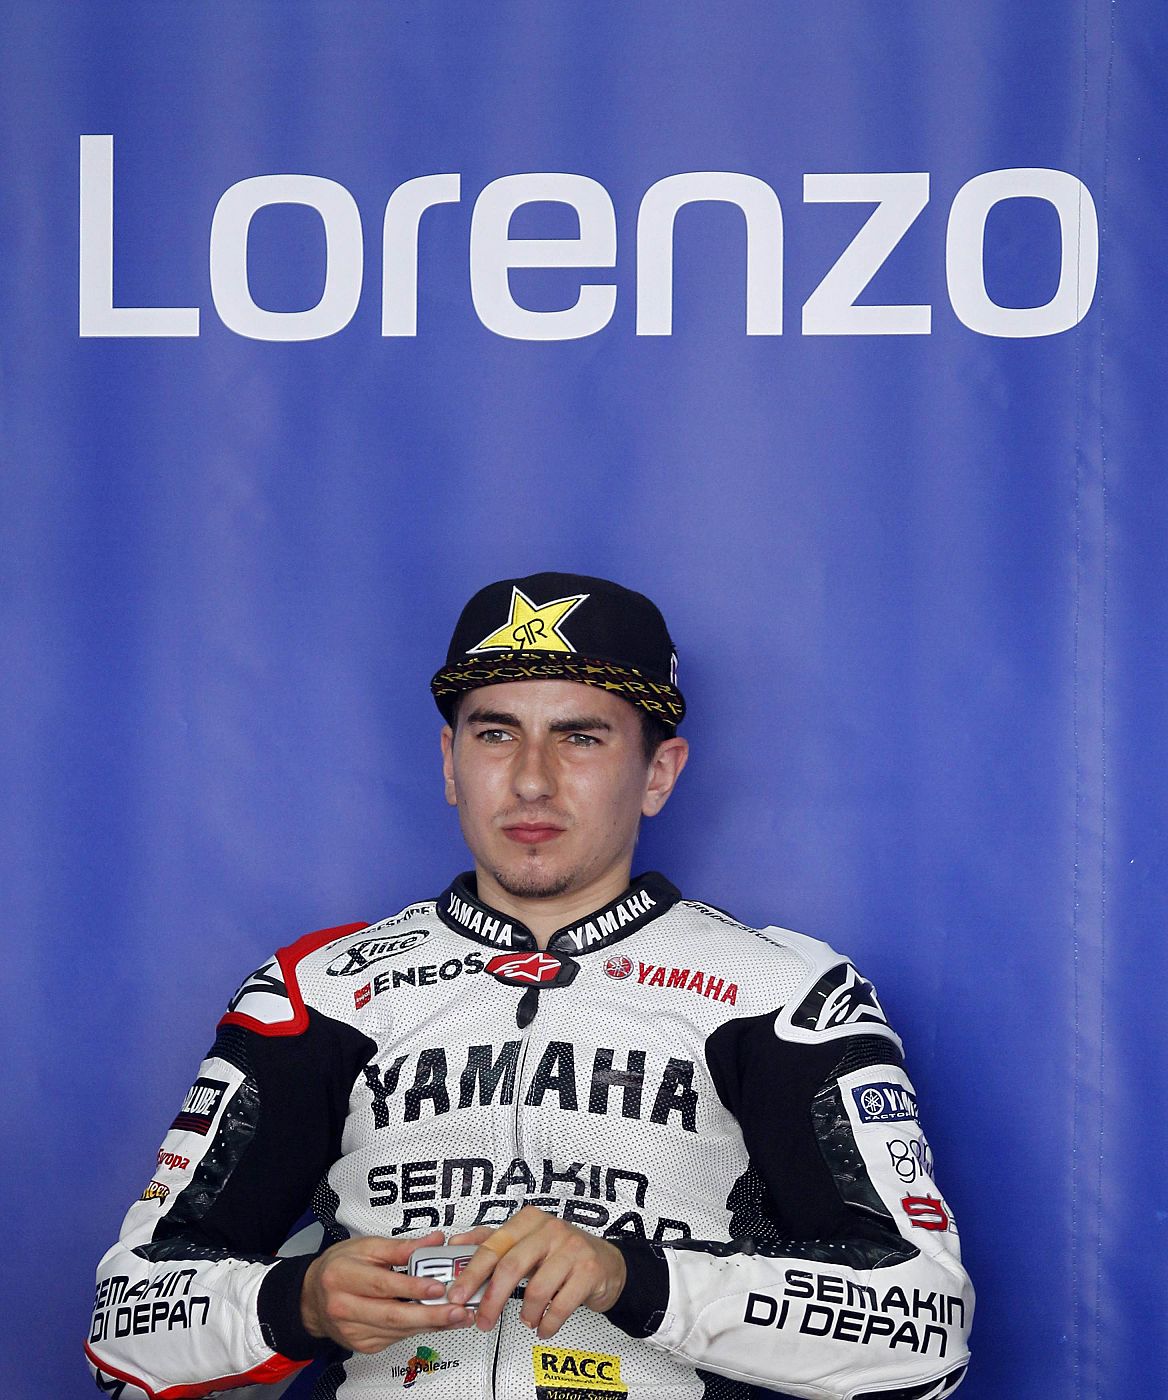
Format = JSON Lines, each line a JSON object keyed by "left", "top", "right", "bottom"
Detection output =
{"left": 86, "top": 928, "right": 467, "bottom": 1399}
{"left": 606, "top": 1038, "right": 970, "bottom": 1398}
{"left": 451, "top": 955, "right": 973, "bottom": 1400}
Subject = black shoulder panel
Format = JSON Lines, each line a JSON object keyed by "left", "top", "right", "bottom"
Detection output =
{"left": 146, "top": 1009, "right": 376, "bottom": 1259}
{"left": 705, "top": 1012, "right": 905, "bottom": 1242}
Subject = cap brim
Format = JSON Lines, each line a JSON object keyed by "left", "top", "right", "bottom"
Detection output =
{"left": 430, "top": 653, "right": 685, "bottom": 726}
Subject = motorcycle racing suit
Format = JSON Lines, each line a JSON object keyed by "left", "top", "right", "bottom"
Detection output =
{"left": 88, "top": 872, "right": 973, "bottom": 1400}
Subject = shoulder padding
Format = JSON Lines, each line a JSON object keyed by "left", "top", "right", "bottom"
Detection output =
{"left": 218, "top": 922, "right": 368, "bottom": 1037}
{"left": 767, "top": 927, "right": 903, "bottom": 1053}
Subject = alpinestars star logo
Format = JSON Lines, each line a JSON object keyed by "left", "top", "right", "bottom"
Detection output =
{"left": 791, "top": 962, "right": 890, "bottom": 1034}
{"left": 486, "top": 952, "right": 569, "bottom": 985}
{"left": 468, "top": 587, "right": 589, "bottom": 654}
{"left": 225, "top": 960, "right": 286, "bottom": 1011}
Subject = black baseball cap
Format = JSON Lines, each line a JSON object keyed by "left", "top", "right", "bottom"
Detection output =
{"left": 431, "top": 572, "right": 685, "bottom": 727}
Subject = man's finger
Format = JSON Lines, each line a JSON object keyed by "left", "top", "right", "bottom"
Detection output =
{"left": 336, "top": 1295, "right": 474, "bottom": 1333}
{"left": 448, "top": 1226, "right": 493, "bottom": 1246}
{"left": 533, "top": 1261, "right": 604, "bottom": 1339}
{"left": 445, "top": 1240, "right": 503, "bottom": 1310}
{"left": 518, "top": 1251, "right": 576, "bottom": 1331}
{"left": 470, "top": 1234, "right": 549, "bottom": 1330}
{"left": 349, "top": 1267, "right": 445, "bottom": 1303}
{"left": 316, "top": 1247, "right": 449, "bottom": 1304}
{"left": 447, "top": 1207, "right": 548, "bottom": 1304}
{"left": 355, "top": 1229, "right": 446, "bottom": 1268}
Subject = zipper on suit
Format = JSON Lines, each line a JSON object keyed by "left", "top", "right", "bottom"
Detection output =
{"left": 487, "top": 1015, "right": 535, "bottom": 1397}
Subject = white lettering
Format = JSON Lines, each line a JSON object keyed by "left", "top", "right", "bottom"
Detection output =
{"left": 78, "top": 136, "right": 199, "bottom": 337}
{"left": 802, "top": 173, "right": 930, "bottom": 335}
{"left": 637, "top": 171, "right": 782, "bottom": 335}
{"left": 382, "top": 174, "right": 461, "bottom": 335}
{"left": 210, "top": 174, "right": 363, "bottom": 340}
{"left": 946, "top": 167, "right": 1098, "bottom": 337}
{"left": 469, "top": 173, "right": 616, "bottom": 340}
{"left": 78, "top": 141, "right": 1096, "bottom": 343}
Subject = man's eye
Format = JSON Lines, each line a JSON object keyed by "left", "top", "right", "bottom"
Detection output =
{"left": 476, "top": 729, "right": 513, "bottom": 744}
{"left": 566, "top": 733, "right": 599, "bottom": 747}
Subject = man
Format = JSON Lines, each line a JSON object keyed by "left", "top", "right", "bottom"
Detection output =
{"left": 88, "top": 572, "right": 973, "bottom": 1400}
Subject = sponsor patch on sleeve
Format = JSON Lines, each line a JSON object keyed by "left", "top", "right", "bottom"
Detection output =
{"left": 170, "top": 1076, "right": 230, "bottom": 1136}
{"left": 853, "top": 1080, "right": 919, "bottom": 1124}
{"left": 838, "top": 1064, "right": 961, "bottom": 1252}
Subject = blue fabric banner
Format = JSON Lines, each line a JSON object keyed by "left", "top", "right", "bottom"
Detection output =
{"left": 1, "top": 4, "right": 1162, "bottom": 1397}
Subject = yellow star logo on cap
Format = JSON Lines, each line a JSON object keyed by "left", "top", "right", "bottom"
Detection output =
{"left": 469, "top": 587, "right": 589, "bottom": 654}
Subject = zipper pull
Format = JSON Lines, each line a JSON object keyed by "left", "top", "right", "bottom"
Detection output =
{"left": 516, "top": 987, "right": 540, "bottom": 1029}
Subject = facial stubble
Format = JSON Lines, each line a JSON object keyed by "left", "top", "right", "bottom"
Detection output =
{"left": 489, "top": 866, "right": 578, "bottom": 901}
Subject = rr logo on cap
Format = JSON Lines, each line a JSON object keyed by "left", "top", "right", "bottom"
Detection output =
{"left": 469, "top": 587, "right": 589, "bottom": 655}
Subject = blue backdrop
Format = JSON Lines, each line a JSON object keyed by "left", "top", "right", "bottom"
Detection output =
{"left": 2, "top": 4, "right": 1163, "bottom": 1398}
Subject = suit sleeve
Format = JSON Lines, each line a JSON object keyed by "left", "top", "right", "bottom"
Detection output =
{"left": 86, "top": 933, "right": 375, "bottom": 1399}
{"left": 605, "top": 953, "right": 974, "bottom": 1400}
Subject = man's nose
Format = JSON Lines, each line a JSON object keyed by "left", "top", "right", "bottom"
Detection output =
{"left": 513, "top": 739, "right": 556, "bottom": 801}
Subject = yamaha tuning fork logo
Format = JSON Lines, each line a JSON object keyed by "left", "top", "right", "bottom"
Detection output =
{"left": 853, "top": 1082, "right": 919, "bottom": 1125}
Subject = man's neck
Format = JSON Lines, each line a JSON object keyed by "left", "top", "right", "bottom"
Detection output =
{"left": 472, "top": 865, "right": 635, "bottom": 949}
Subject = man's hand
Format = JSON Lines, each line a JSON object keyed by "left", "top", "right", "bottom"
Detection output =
{"left": 447, "top": 1207, "right": 627, "bottom": 1340}
{"left": 301, "top": 1232, "right": 473, "bottom": 1353}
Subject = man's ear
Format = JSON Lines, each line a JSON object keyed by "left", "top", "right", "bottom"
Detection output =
{"left": 642, "top": 736, "right": 689, "bottom": 817}
{"left": 440, "top": 725, "right": 457, "bottom": 806}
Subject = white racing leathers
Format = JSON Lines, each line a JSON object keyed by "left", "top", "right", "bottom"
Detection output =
{"left": 89, "top": 873, "right": 973, "bottom": 1400}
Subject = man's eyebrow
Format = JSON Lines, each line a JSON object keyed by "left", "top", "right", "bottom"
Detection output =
{"left": 547, "top": 716, "right": 613, "bottom": 734}
{"left": 464, "top": 708, "right": 521, "bottom": 727}
{"left": 463, "top": 708, "right": 613, "bottom": 734}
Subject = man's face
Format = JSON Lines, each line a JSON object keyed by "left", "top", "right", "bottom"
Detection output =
{"left": 440, "top": 680, "right": 686, "bottom": 905}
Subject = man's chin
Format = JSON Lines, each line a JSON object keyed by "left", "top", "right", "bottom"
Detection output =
{"left": 490, "top": 866, "right": 577, "bottom": 901}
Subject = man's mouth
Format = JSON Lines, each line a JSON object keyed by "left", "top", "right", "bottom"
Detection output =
{"left": 502, "top": 824, "right": 565, "bottom": 846}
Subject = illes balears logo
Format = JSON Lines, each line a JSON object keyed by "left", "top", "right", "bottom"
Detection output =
{"left": 469, "top": 588, "right": 589, "bottom": 655}
{"left": 396, "top": 1345, "right": 458, "bottom": 1387}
